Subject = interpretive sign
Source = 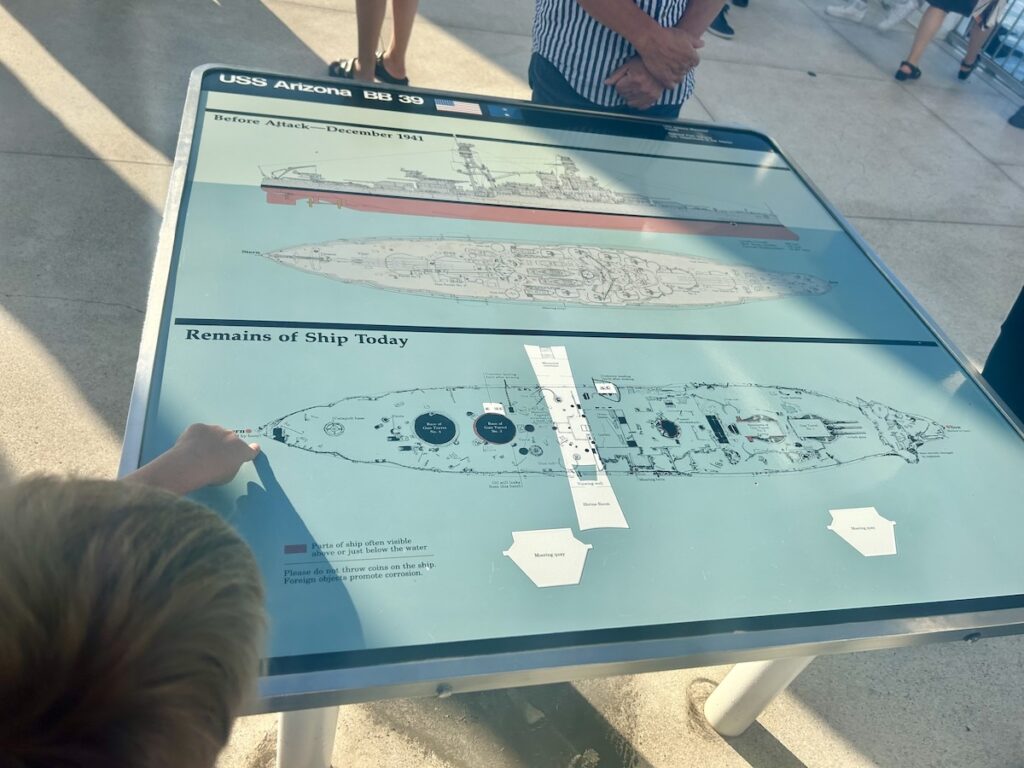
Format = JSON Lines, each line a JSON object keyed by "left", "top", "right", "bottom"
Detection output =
{"left": 121, "top": 66, "right": 1024, "bottom": 712}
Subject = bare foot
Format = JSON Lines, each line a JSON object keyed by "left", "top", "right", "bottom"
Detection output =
{"left": 381, "top": 50, "right": 408, "bottom": 80}
{"left": 352, "top": 56, "right": 375, "bottom": 83}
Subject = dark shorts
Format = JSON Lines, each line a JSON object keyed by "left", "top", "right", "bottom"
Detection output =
{"left": 927, "top": 0, "right": 997, "bottom": 23}
{"left": 528, "top": 53, "right": 682, "bottom": 120}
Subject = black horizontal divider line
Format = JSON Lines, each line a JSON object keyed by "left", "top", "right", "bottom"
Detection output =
{"left": 206, "top": 108, "right": 788, "bottom": 171}
{"left": 174, "top": 318, "right": 938, "bottom": 347}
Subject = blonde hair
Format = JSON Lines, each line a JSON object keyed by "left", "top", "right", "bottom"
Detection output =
{"left": 0, "top": 477, "right": 265, "bottom": 768}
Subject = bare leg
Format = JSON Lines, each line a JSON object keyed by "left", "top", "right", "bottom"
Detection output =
{"left": 354, "top": 0, "right": 388, "bottom": 82}
{"left": 901, "top": 5, "right": 947, "bottom": 70}
{"left": 382, "top": 0, "right": 420, "bottom": 80}
{"left": 962, "top": 19, "right": 993, "bottom": 66}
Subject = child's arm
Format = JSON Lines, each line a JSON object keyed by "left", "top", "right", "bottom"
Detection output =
{"left": 124, "top": 424, "right": 260, "bottom": 494}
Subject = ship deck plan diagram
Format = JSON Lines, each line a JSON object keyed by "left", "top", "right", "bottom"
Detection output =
{"left": 122, "top": 68, "right": 1024, "bottom": 707}
{"left": 259, "top": 361, "right": 949, "bottom": 482}
{"left": 263, "top": 236, "right": 831, "bottom": 309}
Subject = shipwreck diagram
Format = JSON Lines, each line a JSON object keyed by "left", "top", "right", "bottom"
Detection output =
{"left": 254, "top": 345, "right": 954, "bottom": 589}
{"left": 254, "top": 344, "right": 952, "bottom": 588}
{"left": 262, "top": 236, "right": 831, "bottom": 309}
{"left": 259, "top": 139, "right": 798, "bottom": 239}
{"left": 257, "top": 380, "right": 950, "bottom": 480}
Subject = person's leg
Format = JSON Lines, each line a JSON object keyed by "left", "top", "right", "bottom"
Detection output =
{"left": 354, "top": 0, "right": 388, "bottom": 82}
{"left": 900, "top": 5, "right": 947, "bottom": 71}
{"left": 382, "top": 0, "right": 419, "bottom": 80}
{"left": 961, "top": 18, "right": 993, "bottom": 68}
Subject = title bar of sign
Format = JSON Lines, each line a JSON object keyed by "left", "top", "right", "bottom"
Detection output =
{"left": 213, "top": 75, "right": 514, "bottom": 123}
{"left": 203, "top": 70, "right": 779, "bottom": 152}
{"left": 212, "top": 72, "right": 439, "bottom": 110}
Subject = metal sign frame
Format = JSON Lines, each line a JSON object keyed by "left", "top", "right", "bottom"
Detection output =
{"left": 119, "top": 65, "right": 1024, "bottom": 714}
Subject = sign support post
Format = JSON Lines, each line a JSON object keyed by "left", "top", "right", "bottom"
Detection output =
{"left": 703, "top": 656, "right": 816, "bottom": 737}
{"left": 276, "top": 706, "right": 339, "bottom": 768}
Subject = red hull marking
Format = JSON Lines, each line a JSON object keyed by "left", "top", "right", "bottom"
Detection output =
{"left": 262, "top": 187, "right": 799, "bottom": 241}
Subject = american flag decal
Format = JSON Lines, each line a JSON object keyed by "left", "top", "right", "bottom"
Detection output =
{"left": 283, "top": 543, "right": 307, "bottom": 554}
{"left": 434, "top": 97, "right": 482, "bottom": 115}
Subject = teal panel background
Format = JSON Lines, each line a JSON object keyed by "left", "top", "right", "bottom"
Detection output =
{"left": 167, "top": 183, "right": 930, "bottom": 343}
{"left": 137, "top": 97, "right": 1024, "bottom": 662}
{"left": 147, "top": 326, "right": 1024, "bottom": 658}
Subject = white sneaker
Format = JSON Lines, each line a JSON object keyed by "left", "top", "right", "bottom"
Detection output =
{"left": 826, "top": 0, "right": 868, "bottom": 22}
{"left": 877, "top": 0, "right": 917, "bottom": 30}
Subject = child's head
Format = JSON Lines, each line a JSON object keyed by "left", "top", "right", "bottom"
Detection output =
{"left": 0, "top": 477, "right": 265, "bottom": 768}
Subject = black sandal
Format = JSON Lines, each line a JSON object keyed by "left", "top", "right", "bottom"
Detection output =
{"left": 374, "top": 54, "right": 409, "bottom": 86}
{"left": 958, "top": 56, "right": 978, "bottom": 80}
{"left": 894, "top": 60, "right": 921, "bottom": 81}
{"left": 327, "top": 59, "right": 356, "bottom": 79}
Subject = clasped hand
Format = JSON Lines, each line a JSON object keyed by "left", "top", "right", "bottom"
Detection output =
{"left": 607, "top": 27, "right": 702, "bottom": 110}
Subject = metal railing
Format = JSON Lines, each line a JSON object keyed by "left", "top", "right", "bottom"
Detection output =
{"left": 947, "top": 0, "right": 1024, "bottom": 96}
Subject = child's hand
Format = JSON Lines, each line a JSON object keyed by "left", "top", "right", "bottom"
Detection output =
{"left": 124, "top": 424, "right": 260, "bottom": 495}
{"left": 171, "top": 424, "right": 260, "bottom": 488}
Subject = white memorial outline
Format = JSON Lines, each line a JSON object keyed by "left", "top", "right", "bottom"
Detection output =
{"left": 525, "top": 344, "right": 628, "bottom": 530}
{"left": 828, "top": 507, "right": 897, "bottom": 557}
{"left": 503, "top": 528, "right": 593, "bottom": 587}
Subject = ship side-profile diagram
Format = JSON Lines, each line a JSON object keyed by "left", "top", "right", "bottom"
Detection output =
{"left": 262, "top": 236, "right": 831, "bottom": 309}
{"left": 259, "top": 140, "right": 799, "bottom": 240}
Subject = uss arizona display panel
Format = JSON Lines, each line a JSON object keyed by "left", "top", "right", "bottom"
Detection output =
{"left": 121, "top": 67, "right": 1024, "bottom": 710}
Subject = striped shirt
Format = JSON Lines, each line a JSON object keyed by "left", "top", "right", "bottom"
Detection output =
{"left": 532, "top": 0, "right": 694, "bottom": 108}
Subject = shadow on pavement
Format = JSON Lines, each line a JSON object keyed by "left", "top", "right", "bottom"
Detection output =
{"left": 0, "top": 0, "right": 331, "bottom": 438}
{"left": 0, "top": 449, "right": 13, "bottom": 489}
{"left": 0, "top": 61, "right": 155, "bottom": 435}
{"left": 366, "top": 681, "right": 656, "bottom": 768}
{"left": 687, "top": 676, "right": 809, "bottom": 768}
{"left": 727, "top": 723, "right": 810, "bottom": 768}
{"left": 2, "top": 0, "right": 329, "bottom": 158}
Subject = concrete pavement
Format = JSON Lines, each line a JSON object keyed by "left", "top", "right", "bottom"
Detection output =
{"left": 1, "top": 0, "right": 1022, "bottom": 765}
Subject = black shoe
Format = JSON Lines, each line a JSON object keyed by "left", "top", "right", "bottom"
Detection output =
{"left": 733, "top": 0, "right": 749, "bottom": 7}
{"left": 1010, "top": 107, "right": 1024, "bottom": 129}
{"left": 708, "top": 6, "right": 735, "bottom": 38}
{"left": 327, "top": 58, "right": 356, "bottom": 79}
{"left": 958, "top": 56, "right": 979, "bottom": 80}
{"left": 894, "top": 60, "right": 921, "bottom": 81}
{"left": 375, "top": 53, "right": 409, "bottom": 86}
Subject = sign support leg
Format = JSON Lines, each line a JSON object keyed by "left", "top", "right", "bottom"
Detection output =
{"left": 703, "top": 656, "right": 815, "bottom": 737}
{"left": 276, "top": 706, "right": 339, "bottom": 768}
